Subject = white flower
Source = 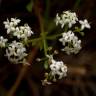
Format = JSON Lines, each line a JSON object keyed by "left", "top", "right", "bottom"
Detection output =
{"left": 0, "top": 36, "right": 8, "bottom": 48}
{"left": 59, "top": 31, "right": 74, "bottom": 45}
{"left": 55, "top": 13, "right": 61, "bottom": 26}
{"left": 3, "top": 18, "right": 21, "bottom": 34}
{"left": 13, "top": 24, "right": 33, "bottom": 40}
{"left": 3, "top": 18, "right": 33, "bottom": 40}
{"left": 55, "top": 11, "right": 78, "bottom": 28}
{"left": 5, "top": 41, "right": 27, "bottom": 64}
{"left": 11, "top": 18, "right": 21, "bottom": 26}
{"left": 49, "top": 56, "right": 67, "bottom": 79}
{"left": 79, "top": 19, "right": 90, "bottom": 30}
{"left": 59, "top": 31, "right": 81, "bottom": 54}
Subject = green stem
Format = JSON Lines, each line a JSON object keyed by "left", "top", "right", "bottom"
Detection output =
{"left": 41, "top": 32, "right": 47, "bottom": 56}
{"left": 46, "top": 33, "right": 62, "bottom": 40}
{"left": 27, "top": 38, "right": 41, "bottom": 43}
{"left": 21, "top": 37, "right": 41, "bottom": 46}
{"left": 35, "top": 2, "right": 48, "bottom": 56}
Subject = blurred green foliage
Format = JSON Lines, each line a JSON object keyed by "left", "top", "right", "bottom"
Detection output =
{"left": 26, "top": 0, "right": 33, "bottom": 12}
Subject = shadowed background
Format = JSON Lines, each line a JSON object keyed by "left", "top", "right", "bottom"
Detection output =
{"left": 0, "top": 0, "right": 96, "bottom": 96}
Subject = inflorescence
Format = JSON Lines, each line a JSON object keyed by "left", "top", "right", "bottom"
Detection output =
{"left": 0, "top": 11, "right": 91, "bottom": 85}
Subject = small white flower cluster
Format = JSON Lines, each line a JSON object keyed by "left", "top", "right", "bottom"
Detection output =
{"left": 56, "top": 11, "right": 78, "bottom": 28}
{"left": 48, "top": 55, "right": 67, "bottom": 80}
{"left": 5, "top": 41, "right": 27, "bottom": 64}
{"left": 0, "top": 18, "right": 33, "bottom": 64}
{"left": 55, "top": 11, "right": 91, "bottom": 55}
{"left": 3, "top": 18, "right": 21, "bottom": 34}
{"left": 13, "top": 24, "right": 33, "bottom": 40}
{"left": 59, "top": 31, "right": 81, "bottom": 54}
{"left": 55, "top": 11, "right": 90, "bottom": 30}
{"left": 3, "top": 18, "right": 33, "bottom": 40}
{"left": 0, "top": 12, "right": 91, "bottom": 84}
{"left": 0, "top": 36, "right": 8, "bottom": 48}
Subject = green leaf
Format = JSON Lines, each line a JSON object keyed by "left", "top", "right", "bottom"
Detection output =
{"left": 39, "top": 40, "right": 43, "bottom": 51}
{"left": 26, "top": 0, "right": 33, "bottom": 12}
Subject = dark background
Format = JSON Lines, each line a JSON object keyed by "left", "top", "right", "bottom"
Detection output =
{"left": 0, "top": 0, "right": 96, "bottom": 96}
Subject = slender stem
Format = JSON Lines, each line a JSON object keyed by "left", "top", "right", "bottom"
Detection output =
{"left": 46, "top": 33, "right": 62, "bottom": 40}
{"left": 43, "top": 38, "right": 47, "bottom": 56}
{"left": 34, "top": 0, "right": 48, "bottom": 56}
{"left": 41, "top": 32, "right": 47, "bottom": 56}
{"left": 27, "top": 37, "right": 41, "bottom": 43}
{"left": 39, "top": 17, "right": 48, "bottom": 56}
